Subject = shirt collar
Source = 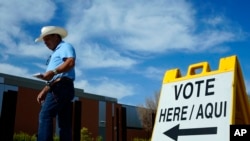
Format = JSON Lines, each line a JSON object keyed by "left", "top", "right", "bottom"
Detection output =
{"left": 53, "top": 41, "right": 64, "bottom": 51}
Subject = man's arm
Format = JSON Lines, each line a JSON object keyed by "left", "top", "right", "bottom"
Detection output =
{"left": 37, "top": 85, "right": 50, "bottom": 104}
{"left": 41, "top": 57, "right": 75, "bottom": 81}
{"left": 56, "top": 57, "right": 75, "bottom": 73}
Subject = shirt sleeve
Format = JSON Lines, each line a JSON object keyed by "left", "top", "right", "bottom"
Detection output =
{"left": 60, "top": 43, "right": 76, "bottom": 61}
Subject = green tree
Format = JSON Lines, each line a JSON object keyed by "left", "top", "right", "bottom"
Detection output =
{"left": 81, "top": 127, "right": 93, "bottom": 141}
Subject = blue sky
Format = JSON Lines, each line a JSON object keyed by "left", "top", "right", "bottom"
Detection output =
{"left": 0, "top": 0, "right": 249, "bottom": 106}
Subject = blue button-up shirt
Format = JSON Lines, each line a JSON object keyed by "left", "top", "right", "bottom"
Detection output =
{"left": 46, "top": 41, "right": 76, "bottom": 81}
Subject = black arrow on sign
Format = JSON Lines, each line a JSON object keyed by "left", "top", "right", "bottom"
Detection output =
{"left": 163, "top": 124, "right": 217, "bottom": 141}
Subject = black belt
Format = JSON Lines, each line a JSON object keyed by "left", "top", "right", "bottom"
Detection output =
{"left": 49, "top": 77, "right": 73, "bottom": 87}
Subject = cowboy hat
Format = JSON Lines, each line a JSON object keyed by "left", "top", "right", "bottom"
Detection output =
{"left": 35, "top": 26, "right": 67, "bottom": 42}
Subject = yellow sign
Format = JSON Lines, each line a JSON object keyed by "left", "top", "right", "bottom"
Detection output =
{"left": 151, "top": 55, "right": 250, "bottom": 141}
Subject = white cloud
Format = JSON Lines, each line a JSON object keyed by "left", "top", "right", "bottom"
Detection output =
{"left": 192, "top": 30, "right": 235, "bottom": 52}
{"left": 0, "top": 0, "right": 240, "bottom": 70}
{"left": 75, "top": 43, "right": 138, "bottom": 69}
{"left": 12, "top": 43, "right": 50, "bottom": 58}
{"left": 65, "top": 0, "right": 241, "bottom": 56}
{"left": 0, "top": 0, "right": 55, "bottom": 34}
{"left": 0, "top": 0, "right": 55, "bottom": 23}
{"left": 0, "top": 0, "right": 247, "bottom": 104}
{"left": 204, "top": 16, "right": 225, "bottom": 26}
{"left": 143, "top": 67, "right": 165, "bottom": 80}
{"left": 75, "top": 78, "right": 134, "bottom": 99}
{"left": 0, "top": 63, "right": 30, "bottom": 77}
{"left": 0, "top": 0, "right": 56, "bottom": 58}
{"left": 74, "top": 79, "right": 89, "bottom": 90}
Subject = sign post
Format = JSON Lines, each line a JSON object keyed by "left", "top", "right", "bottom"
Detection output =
{"left": 151, "top": 55, "right": 250, "bottom": 141}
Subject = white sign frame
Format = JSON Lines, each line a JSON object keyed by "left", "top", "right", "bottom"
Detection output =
{"left": 152, "top": 71, "right": 233, "bottom": 141}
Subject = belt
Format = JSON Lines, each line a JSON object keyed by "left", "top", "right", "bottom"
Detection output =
{"left": 49, "top": 77, "right": 73, "bottom": 87}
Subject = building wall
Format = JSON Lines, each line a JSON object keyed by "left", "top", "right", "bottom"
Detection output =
{"left": 0, "top": 73, "right": 150, "bottom": 141}
{"left": 80, "top": 98, "right": 99, "bottom": 138}
{"left": 14, "top": 87, "right": 41, "bottom": 135}
{"left": 127, "top": 129, "right": 151, "bottom": 141}
{"left": 105, "top": 101, "right": 114, "bottom": 141}
{"left": 115, "top": 104, "right": 123, "bottom": 141}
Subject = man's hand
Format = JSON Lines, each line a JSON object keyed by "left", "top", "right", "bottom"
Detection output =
{"left": 41, "top": 71, "right": 55, "bottom": 81}
{"left": 33, "top": 73, "right": 44, "bottom": 79}
{"left": 37, "top": 86, "right": 50, "bottom": 104}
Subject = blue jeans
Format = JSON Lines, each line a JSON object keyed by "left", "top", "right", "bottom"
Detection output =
{"left": 38, "top": 79, "right": 74, "bottom": 141}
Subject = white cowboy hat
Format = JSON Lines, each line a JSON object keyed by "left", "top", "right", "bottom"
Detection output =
{"left": 35, "top": 26, "right": 67, "bottom": 42}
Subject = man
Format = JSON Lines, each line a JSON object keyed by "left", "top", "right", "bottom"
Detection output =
{"left": 35, "top": 26, "right": 76, "bottom": 141}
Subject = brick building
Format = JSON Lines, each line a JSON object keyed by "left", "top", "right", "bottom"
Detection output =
{"left": 0, "top": 73, "right": 150, "bottom": 141}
